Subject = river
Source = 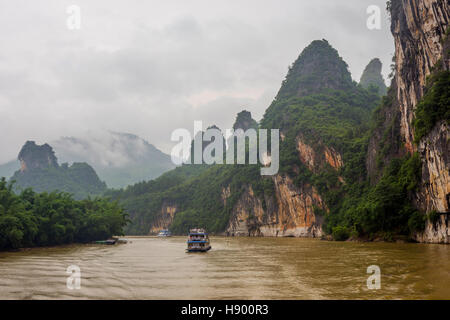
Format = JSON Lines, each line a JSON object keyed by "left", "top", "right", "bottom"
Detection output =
{"left": 0, "top": 237, "right": 449, "bottom": 299}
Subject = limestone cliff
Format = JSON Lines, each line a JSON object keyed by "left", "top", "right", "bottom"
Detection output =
{"left": 225, "top": 176, "right": 325, "bottom": 237}
{"left": 11, "top": 141, "right": 107, "bottom": 200}
{"left": 296, "top": 135, "right": 343, "bottom": 172}
{"left": 149, "top": 202, "right": 178, "bottom": 234}
{"left": 390, "top": 0, "right": 449, "bottom": 153}
{"left": 368, "top": 0, "right": 449, "bottom": 242}
{"left": 125, "top": 41, "right": 373, "bottom": 238}
{"left": 359, "top": 58, "right": 387, "bottom": 96}
{"left": 18, "top": 141, "right": 58, "bottom": 172}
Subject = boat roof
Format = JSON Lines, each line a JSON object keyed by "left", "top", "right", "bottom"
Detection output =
{"left": 189, "top": 228, "right": 206, "bottom": 233}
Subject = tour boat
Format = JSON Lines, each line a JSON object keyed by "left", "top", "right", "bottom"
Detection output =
{"left": 186, "top": 228, "right": 211, "bottom": 252}
{"left": 157, "top": 229, "right": 172, "bottom": 237}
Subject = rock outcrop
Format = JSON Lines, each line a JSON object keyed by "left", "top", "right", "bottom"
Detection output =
{"left": 18, "top": 141, "right": 58, "bottom": 172}
{"left": 149, "top": 202, "right": 178, "bottom": 234}
{"left": 390, "top": 0, "right": 449, "bottom": 153}
{"left": 275, "top": 39, "right": 354, "bottom": 100}
{"left": 226, "top": 175, "right": 325, "bottom": 237}
{"left": 233, "top": 110, "right": 258, "bottom": 131}
{"left": 416, "top": 121, "right": 449, "bottom": 213}
{"left": 296, "top": 136, "right": 343, "bottom": 172}
{"left": 359, "top": 58, "right": 387, "bottom": 95}
{"left": 368, "top": 0, "right": 449, "bottom": 242}
{"left": 415, "top": 213, "right": 449, "bottom": 243}
{"left": 11, "top": 141, "right": 106, "bottom": 200}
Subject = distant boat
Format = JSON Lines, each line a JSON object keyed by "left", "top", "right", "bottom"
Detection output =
{"left": 94, "top": 239, "right": 117, "bottom": 245}
{"left": 158, "top": 229, "right": 172, "bottom": 237}
{"left": 186, "top": 228, "right": 211, "bottom": 252}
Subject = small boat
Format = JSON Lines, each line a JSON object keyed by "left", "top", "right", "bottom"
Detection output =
{"left": 186, "top": 228, "right": 211, "bottom": 252}
{"left": 157, "top": 229, "right": 172, "bottom": 237}
{"left": 94, "top": 239, "right": 117, "bottom": 245}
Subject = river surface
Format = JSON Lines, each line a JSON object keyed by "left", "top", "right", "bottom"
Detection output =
{"left": 0, "top": 237, "right": 449, "bottom": 299}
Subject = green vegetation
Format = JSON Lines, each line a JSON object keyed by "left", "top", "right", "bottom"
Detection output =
{"left": 427, "top": 210, "right": 440, "bottom": 225}
{"left": 258, "top": 62, "right": 425, "bottom": 240}
{"left": 332, "top": 226, "right": 350, "bottom": 241}
{"left": 107, "top": 163, "right": 271, "bottom": 235}
{"left": 325, "top": 153, "right": 425, "bottom": 239}
{"left": 276, "top": 40, "right": 353, "bottom": 100}
{"left": 10, "top": 141, "right": 107, "bottom": 200}
{"left": 11, "top": 162, "right": 107, "bottom": 200}
{"left": 0, "top": 178, "right": 127, "bottom": 250}
{"left": 111, "top": 40, "right": 384, "bottom": 236}
{"left": 413, "top": 70, "right": 450, "bottom": 142}
{"left": 359, "top": 58, "right": 387, "bottom": 96}
{"left": 110, "top": 39, "right": 440, "bottom": 241}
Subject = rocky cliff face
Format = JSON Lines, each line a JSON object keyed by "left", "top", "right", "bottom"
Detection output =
{"left": 18, "top": 141, "right": 58, "bottom": 172}
{"left": 149, "top": 202, "right": 177, "bottom": 234}
{"left": 296, "top": 135, "right": 343, "bottom": 172}
{"left": 224, "top": 108, "right": 330, "bottom": 237}
{"left": 135, "top": 40, "right": 371, "bottom": 238}
{"left": 359, "top": 58, "right": 387, "bottom": 95}
{"left": 368, "top": 0, "right": 449, "bottom": 242}
{"left": 390, "top": 0, "right": 449, "bottom": 153}
{"left": 12, "top": 141, "right": 106, "bottom": 200}
{"left": 416, "top": 120, "right": 450, "bottom": 243}
{"left": 225, "top": 175, "right": 325, "bottom": 237}
{"left": 224, "top": 134, "right": 343, "bottom": 238}
{"left": 416, "top": 121, "right": 449, "bottom": 213}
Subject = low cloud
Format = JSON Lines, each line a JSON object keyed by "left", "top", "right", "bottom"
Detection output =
{"left": 0, "top": 0, "right": 393, "bottom": 163}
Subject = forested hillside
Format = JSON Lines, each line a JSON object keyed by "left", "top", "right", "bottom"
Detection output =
{"left": 107, "top": 0, "right": 450, "bottom": 241}
{"left": 0, "top": 178, "right": 127, "bottom": 250}
{"left": 10, "top": 141, "right": 107, "bottom": 200}
{"left": 109, "top": 40, "right": 396, "bottom": 238}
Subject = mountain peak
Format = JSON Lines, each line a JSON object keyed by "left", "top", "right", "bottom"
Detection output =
{"left": 18, "top": 141, "right": 58, "bottom": 172}
{"left": 359, "top": 58, "right": 387, "bottom": 95}
{"left": 233, "top": 110, "right": 258, "bottom": 131}
{"left": 275, "top": 39, "right": 354, "bottom": 100}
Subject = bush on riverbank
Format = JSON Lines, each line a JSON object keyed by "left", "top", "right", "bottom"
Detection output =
{"left": 0, "top": 178, "right": 128, "bottom": 250}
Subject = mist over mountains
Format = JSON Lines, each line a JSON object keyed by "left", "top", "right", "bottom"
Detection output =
{"left": 0, "top": 131, "right": 175, "bottom": 189}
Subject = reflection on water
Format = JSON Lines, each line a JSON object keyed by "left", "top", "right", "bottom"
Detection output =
{"left": 0, "top": 237, "right": 449, "bottom": 299}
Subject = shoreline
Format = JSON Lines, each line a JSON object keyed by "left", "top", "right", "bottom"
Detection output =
{"left": 2, "top": 234, "right": 448, "bottom": 253}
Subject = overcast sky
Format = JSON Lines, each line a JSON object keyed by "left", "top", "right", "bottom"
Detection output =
{"left": 0, "top": 0, "right": 393, "bottom": 163}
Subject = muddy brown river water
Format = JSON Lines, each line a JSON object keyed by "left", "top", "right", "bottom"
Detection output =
{"left": 0, "top": 237, "right": 449, "bottom": 299}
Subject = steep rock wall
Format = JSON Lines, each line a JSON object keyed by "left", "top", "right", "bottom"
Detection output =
{"left": 149, "top": 202, "right": 177, "bottom": 234}
{"left": 296, "top": 135, "right": 343, "bottom": 172}
{"left": 225, "top": 175, "right": 325, "bottom": 237}
{"left": 368, "top": 0, "right": 449, "bottom": 242}
{"left": 391, "top": 0, "right": 449, "bottom": 152}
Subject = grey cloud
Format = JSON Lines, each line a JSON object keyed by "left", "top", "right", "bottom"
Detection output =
{"left": 0, "top": 0, "right": 393, "bottom": 163}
